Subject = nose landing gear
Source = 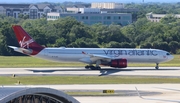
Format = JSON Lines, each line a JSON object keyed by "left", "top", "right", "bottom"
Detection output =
{"left": 155, "top": 63, "right": 159, "bottom": 70}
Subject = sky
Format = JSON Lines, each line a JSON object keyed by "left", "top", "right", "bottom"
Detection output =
{"left": 0, "top": 0, "right": 179, "bottom": 3}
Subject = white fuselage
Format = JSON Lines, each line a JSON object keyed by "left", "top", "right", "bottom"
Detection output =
{"left": 34, "top": 48, "right": 174, "bottom": 64}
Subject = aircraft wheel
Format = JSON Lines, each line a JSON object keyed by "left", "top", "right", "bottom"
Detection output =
{"left": 89, "top": 66, "right": 96, "bottom": 70}
{"left": 85, "top": 65, "right": 90, "bottom": 69}
{"left": 155, "top": 66, "right": 159, "bottom": 70}
{"left": 155, "top": 63, "right": 159, "bottom": 70}
{"left": 91, "top": 66, "right": 101, "bottom": 70}
{"left": 96, "top": 66, "right": 101, "bottom": 70}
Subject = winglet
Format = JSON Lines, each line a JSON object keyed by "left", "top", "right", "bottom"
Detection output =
{"left": 135, "top": 87, "right": 143, "bottom": 99}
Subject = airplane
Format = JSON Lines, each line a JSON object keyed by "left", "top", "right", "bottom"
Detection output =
{"left": 9, "top": 25, "right": 174, "bottom": 70}
{"left": 135, "top": 87, "right": 180, "bottom": 103}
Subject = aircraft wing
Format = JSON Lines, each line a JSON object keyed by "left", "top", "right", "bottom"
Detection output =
{"left": 89, "top": 54, "right": 112, "bottom": 61}
{"left": 82, "top": 51, "right": 112, "bottom": 62}
{"left": 135, "top": 87, "right": 180, "bottom": 103}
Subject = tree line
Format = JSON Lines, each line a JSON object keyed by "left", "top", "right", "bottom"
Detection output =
{"left": 0, "top": 3, "right": 180, "bottom": 55}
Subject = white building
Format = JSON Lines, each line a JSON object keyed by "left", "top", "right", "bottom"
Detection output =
{"left": 0, "top": 4, "right": 63, "bottom": 19}
{"left": 91, "top": 2, "right": 124, "bottom": 9}
{"left": 146, "top": 12, "right": 180, "bottom": 22}
{"left": 79, "top": 8, "right": 100, "bottom": 14}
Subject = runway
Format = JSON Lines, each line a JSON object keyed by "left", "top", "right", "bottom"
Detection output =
{"left": 0, "top": 67, "right": 180, "bottom": 77}
{"left": 1, "top": 67, "right": 180, "bottom": 103}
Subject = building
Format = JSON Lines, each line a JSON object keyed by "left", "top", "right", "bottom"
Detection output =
{"left": 91, "top": 2, "right": 124, "bottom": 9}
{"left": 65, "top": 3, "right": 138, "bottom": 18}
{"left": 66, "top": 5, "right": 88, "bottom": 13}
{"left": 47, "top": 10, "right": 132, "bottom": 26}
{"left": 146, "top": 12, "right": 180, "bottom": 22}
{"left": 100, "top": 8, "right": 139, "bottom": 13}
{"left": 0, "top": 4, "right": 63, "bottom": 19}
{"left": 0, "top": 87, "right": 80, "bottom": 103}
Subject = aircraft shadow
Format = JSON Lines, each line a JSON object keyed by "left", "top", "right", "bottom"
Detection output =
{"left": 26, "top": 69, "right": 91, "bottom": 73}
{"left": 26, "top": 68, "right": 179, "bottom": 76}
{"left": 26, "top": 68, "right": 122, "bottom": 76}
{"left": 99, "top": 69, "right": 121, "bottom": 76}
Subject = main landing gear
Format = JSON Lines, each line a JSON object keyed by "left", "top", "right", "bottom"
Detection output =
{"left": 155, "top": 63, "right": 159, "bottom": 70}
{"left": 85, "top": 60, "right": 102, "bottom": 70}
{"left": 85, "top": 65, "right": 101, "bottom": 70}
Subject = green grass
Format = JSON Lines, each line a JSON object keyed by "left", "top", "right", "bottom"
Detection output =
{"left": 66, "top": 92, "right": 116, "bottom": 96}
{"left": 0, "top": 55, "right": 179, "bottom": 67}
{"left": 0, "top": 56, "right": 84, "bottom": 67}
{"left": 0, "top": 76, "right": 180, "bottom": 85}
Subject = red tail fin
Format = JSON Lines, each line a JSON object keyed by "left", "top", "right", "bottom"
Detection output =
{"left": 12, "top": 25, "right": 44, "bottom": 55}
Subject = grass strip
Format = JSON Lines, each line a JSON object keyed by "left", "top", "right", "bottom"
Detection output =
{"left": 0, "top": 76, "right": 180, "bottom": 85}
{"left": 66, "top": 92, "right": 116, "bottom": 96}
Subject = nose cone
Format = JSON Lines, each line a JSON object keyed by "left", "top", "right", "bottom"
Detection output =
{"left": 168, "top": 55, "right": 174, "bottom": 61}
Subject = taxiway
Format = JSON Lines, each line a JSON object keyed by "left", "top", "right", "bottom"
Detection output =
{"left": 0, "top": 67, "right": 180, "bottom": 77}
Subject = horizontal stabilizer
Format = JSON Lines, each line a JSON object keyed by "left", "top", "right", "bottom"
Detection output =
{"left": 9, "top": 46, "right": 32, "bottom": 55}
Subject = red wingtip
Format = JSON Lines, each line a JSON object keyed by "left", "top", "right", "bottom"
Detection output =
{"left": 12, "top": 25, "right": 44, "bottom": 55}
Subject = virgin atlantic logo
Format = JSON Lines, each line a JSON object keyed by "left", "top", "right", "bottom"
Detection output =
{"left": 19, "top": 36, "right": 34, "bottom": 48}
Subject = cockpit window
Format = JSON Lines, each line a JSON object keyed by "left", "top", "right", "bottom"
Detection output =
{"left": 166, "top": 53, "right": 170, "bottom": 55}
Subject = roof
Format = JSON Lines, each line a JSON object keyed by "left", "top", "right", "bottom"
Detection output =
{"left": 0, "top": 6, "right": 4, "bottom": 9}
{"left": 147, "top": 13, "right": 180, "bottom": 18}
{"left": 0, "top": 4, "right": 62, "bottom": 10}
{"left": 65, "top": 4, "right": 87, "bottom": 8}
{"left": 152, "top": 14, "right": 166, "bottom": 18}
{"left": 0, "top": 87, "right": 80, "bottom": 103}
{"left": 0, "top": 4, "right": 30, "bottom": 9}
{"left": 54, "top": 6, "right": 63, "bottom": 9}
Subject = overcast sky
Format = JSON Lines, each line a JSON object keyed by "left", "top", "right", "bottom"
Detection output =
{"left": 0, "top": 0, "right": 179, "bottom": 3}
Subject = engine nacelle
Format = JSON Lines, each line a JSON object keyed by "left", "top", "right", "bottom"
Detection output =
{"left": 110, "top": 59, "right": 127, "bottom": 68}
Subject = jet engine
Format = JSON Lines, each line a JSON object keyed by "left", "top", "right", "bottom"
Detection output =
{"left": 110, "top": 59, "right": 127, "bottom": 68}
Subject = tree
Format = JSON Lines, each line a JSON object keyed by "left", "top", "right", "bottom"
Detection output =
{"left": 169, "top": 41, "right": 179, "bottom": 54}
{"left": 54, "top": 38, "right": 67, "bottom": 47}
{"left": 160, "top": 14, "right": 178, "bottom": 24}
{"left": 141, "top": 42, "right": 152, "bottom": 48}
{"left": 23, "top": 15, "right": 29, "bottom": 19}
{"left": 0, "top": 22, "right": 19, "bottom": 55}
{"left": 120, "top": 42, "right": 131, "bottom": 48}
{"left": 105, "top": 41, "right": 121, "bottom": 48}
{"left": 18, "top": 14, "right": 24, "bottom": 19}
